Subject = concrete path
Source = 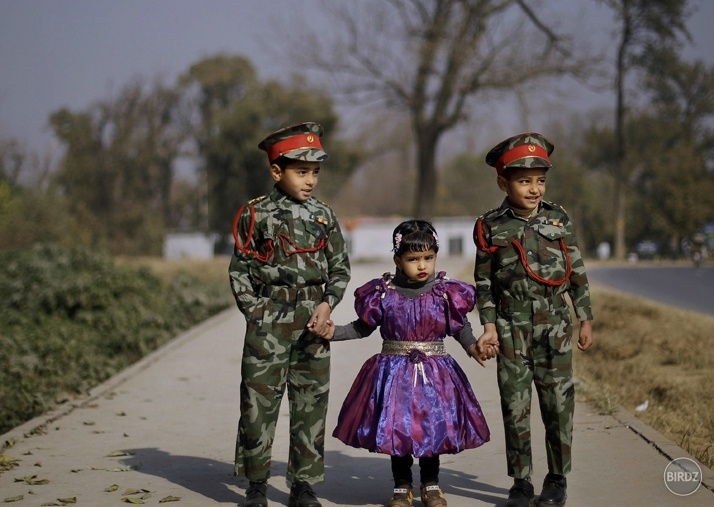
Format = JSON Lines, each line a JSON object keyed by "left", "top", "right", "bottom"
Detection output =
{"left": 1, "top": 258, "right": 712, "bottom": 506}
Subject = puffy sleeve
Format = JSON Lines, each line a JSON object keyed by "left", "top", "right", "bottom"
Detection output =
{"left": 443, "top": 278, "right": 476, "bottom": 335}
{"left": 353, "top": 277, "right": 387, "bottom": 328}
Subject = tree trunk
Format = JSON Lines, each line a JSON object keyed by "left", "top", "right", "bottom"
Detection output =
{"left": 413, "top": 129, "right": 439, "bottom": 220}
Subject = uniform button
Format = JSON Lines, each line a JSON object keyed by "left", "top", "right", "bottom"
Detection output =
{"left": 528, "top": 251, "right": 533, "bottom": 256}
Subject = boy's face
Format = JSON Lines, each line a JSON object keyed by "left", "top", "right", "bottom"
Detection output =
{"left": 270, "top": 161, "right": 321, "bottom": 202}
{"left": 394, "top": 248, "right": 437, "bottom": 282}
{"left": 497, "top": 167, "right": 547, "bottom": 214}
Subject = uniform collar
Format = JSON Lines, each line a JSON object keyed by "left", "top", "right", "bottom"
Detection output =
{"left": 500, "top": 197, "right": 543, "bottom": 220}
{"left": 269, "top": 184, "right": 312, "bottom": 206}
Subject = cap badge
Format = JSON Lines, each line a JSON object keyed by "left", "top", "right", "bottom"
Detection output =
{"left": 528, "top": 144, "right": 536, "bottom": 152}
{"left": 307, "top": 134, "right": 315, "bottom": 144}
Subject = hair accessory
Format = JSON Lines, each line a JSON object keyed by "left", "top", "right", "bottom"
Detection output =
{"left": 393, "top": 232, "right": 403, "bottom": 252}
{"left": 432, "top": 232, "right": 440, "bottom": 248}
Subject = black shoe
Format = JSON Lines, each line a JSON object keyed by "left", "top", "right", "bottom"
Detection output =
{"left": 536, "top": 473, "right": 567, "bottom": 507}
{"left": 244, "top": 481, "right": 267, "bottom": 507}
{"left": 288, "top": 482, "right": 322, "bottom": 507}
{"left": 505, "top": 478, "right": 535, "bottom": 507}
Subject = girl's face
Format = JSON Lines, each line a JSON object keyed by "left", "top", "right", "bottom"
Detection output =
{"left": 394, "top": 248, "right": 437, "bottom": 282}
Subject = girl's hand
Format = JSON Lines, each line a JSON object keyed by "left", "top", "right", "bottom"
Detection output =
{"left": 321, "top": 320, "right": 336, "bottom": 340}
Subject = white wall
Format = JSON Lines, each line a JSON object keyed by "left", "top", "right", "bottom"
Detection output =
{"left": 343, "top": 217, "right": 477, "bottom": 261}
{"left": 164, "top": 232, "right": 215, "bottom": 259}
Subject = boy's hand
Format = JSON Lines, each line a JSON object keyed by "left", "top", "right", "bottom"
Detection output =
{"left": 307, "top": 302, "right": 332, "bottom": 337}
{"left": 577, "top": 320, "right": 593, "bottom": 351}
{"left": 468, "top": 327, "right": 500, "bottom": 367}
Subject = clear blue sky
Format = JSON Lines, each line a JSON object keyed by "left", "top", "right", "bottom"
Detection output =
{"left": 1, "top": 0, "right": 712, "bottom": 156}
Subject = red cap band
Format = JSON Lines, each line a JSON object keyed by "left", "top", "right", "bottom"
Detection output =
{"left": 496, "top": 144, "right": 550, "bottom": 174}
{"left": 267, "top": 133, "right": 323, "bottom": 162}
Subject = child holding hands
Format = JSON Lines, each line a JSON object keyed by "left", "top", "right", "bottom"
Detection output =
{"left": 321, "top": 219, "right": 497, "bottom": 507}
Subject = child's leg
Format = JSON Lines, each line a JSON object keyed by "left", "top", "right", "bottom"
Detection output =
{"left": 286, "top": 328, "right": 331, "bottom": 484}
{"left": 391, "top": 454, "right": 414, "bottom": 487}
{"left": 286, "top": 289, "right": 331, "bottom": 484}
{"left": 235, "top": 307, "right": 291, "bottom": 481}
{"left": 418, "top": 456, "right": 440, "bottom": 485}
{"left": 419, "top": 456, "right": 447, "bottom": 507}
{"left": 532, "top": 306, "right": 574, "bottom": 476}
{"left": 496, "top": 315, "right": 535, "bottom": 479}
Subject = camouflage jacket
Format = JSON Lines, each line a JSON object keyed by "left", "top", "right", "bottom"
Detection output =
{"left": 229, "top": 185, "right": 351, "bottom": 315}
{"left": 473, "top": 198, "right": 593, "bottom": 324}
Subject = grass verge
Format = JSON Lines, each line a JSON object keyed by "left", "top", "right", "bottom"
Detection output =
{"left": 576, "top": 285, "right": 714, "bottom": 470}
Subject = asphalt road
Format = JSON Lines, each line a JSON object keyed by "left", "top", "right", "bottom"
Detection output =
{"left": 587, "top": 264, "right": 714, "bottom": 316}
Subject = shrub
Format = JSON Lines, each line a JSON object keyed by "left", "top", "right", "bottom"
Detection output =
{"left": 0, "top": 243, "right": 231, "bottom": 434}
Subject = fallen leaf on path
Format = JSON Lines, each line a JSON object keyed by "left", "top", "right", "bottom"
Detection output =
{"left": 107, "top": 450, "right": 132, "bottom": 457}
{"left": 14, "top": 474, "right": 49, "bottom": 485}
{"left": 159, "top": 496, "right": 181, "bottom": 503}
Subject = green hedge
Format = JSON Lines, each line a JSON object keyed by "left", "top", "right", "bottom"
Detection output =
{"left": 0, "top": 243, "right": 231, "bottom": 434}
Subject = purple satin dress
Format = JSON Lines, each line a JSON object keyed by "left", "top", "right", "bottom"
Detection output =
{"left": 332, "top": 273, "right": 490, "bottom": 457}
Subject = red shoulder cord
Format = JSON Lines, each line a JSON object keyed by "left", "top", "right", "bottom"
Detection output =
{"left": 232, "top": 204, "right": 274, "bottom": 263}
{"left": 232, "top": 205, "right": 327, "bottom": 260}
{"left": 475, "top": 219, "right": 573, "bottom": 287}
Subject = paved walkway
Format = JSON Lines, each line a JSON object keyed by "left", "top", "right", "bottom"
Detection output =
{"left": 2, "top": 258, "right": 713, "bottom": 506}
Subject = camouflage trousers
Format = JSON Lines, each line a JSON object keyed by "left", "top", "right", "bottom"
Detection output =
{"left": 235, "top": 285, "right": 330, "bottom": 484}
{"left": 495, "top": 295, "right": 574, "bottom": 479}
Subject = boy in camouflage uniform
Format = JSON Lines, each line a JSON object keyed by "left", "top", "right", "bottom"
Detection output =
{"left": 229, "top": 122, "right": 351, "bottom": 507}
{"left": 472, "top": 133, "right": 593, "bottom": 507}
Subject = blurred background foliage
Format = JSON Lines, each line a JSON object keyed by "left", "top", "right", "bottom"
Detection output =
{"left": 2, "top": 0, "right": 712, "bottom": 260}
{"left": 0, "top": 243, "right": 231, "bottom": 434}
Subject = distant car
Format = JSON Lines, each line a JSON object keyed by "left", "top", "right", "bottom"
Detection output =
{"left": 634, "top": 240, "right": 659, "bottom": 260}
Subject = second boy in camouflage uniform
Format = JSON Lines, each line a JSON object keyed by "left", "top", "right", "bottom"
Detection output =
{"left": 229, "top": 122, "right": 350, "bottom": 507}
{"left": 473, "top": 132, "right": 593, "bottom": 507}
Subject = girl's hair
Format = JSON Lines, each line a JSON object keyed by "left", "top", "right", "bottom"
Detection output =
{"left": 392, "top": 220, "right": 440, "bottom": 255}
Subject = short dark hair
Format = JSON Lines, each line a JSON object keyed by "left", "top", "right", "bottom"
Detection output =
{"left": 392, "top": 219, "right": 440, "bottom": 255}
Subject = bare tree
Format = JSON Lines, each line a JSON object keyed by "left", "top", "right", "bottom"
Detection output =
{"left": 597, "top": 0, "right": 691, "bottom": 259}
{"left": 293, "top": 0, "right": 599, "bottom": 218}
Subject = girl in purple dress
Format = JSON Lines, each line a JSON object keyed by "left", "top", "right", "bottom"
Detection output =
{"left": 322, "top": 220, "right": 498, "bottom": 507}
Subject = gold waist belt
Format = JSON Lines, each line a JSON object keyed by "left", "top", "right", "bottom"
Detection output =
{"left": 381, "top": 340, "right": 446, "bottom": 356}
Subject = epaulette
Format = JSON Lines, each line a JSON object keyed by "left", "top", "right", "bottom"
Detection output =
{"left": 315, "top": 198, "right": 333, "bottom": 209}
{"left": 476, "top": 207, "right": 499, "bottom": 220}
{"left": 543, "top": 200, "right": 568, "bottom": 214}
{"left": 247, "top": 195, "right": 267, "bottom": 205}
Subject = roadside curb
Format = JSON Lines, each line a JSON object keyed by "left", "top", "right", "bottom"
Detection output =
{"left": 611, "top": 406, "right": 714, "bottom": 493}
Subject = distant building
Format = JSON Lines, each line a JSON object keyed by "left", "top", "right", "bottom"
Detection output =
{"left": 163, "top": 232, "right": 216, "bottom": 259}
{"left": 343, "top": 216, "right": 476, "bottom": 261}
{"left": 163, "top": 217, "right": 478, "bottom": 261}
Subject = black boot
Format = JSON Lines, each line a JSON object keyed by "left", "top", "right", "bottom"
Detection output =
{"left": 288, "top": 481, "right": 322, "bottom": 507}
{"left": 244, "top": 481, "right": 267, "bottom": 507}
{"left": 505, "top": 477, "right": 535, "bottom": 507}
{"left": 536, "top": 473, "right": 567, "bottom": 507}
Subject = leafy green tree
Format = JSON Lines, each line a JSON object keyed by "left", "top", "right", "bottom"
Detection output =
{"left": 178, "top": 55, "right": 359, "bottom": 240}
{"left": 50, "top": 79, "right": 187, "bottom": 255}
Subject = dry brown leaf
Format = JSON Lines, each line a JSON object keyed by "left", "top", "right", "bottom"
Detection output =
{"left": 107, "top": 450, "right": 132, "bottom": 457}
